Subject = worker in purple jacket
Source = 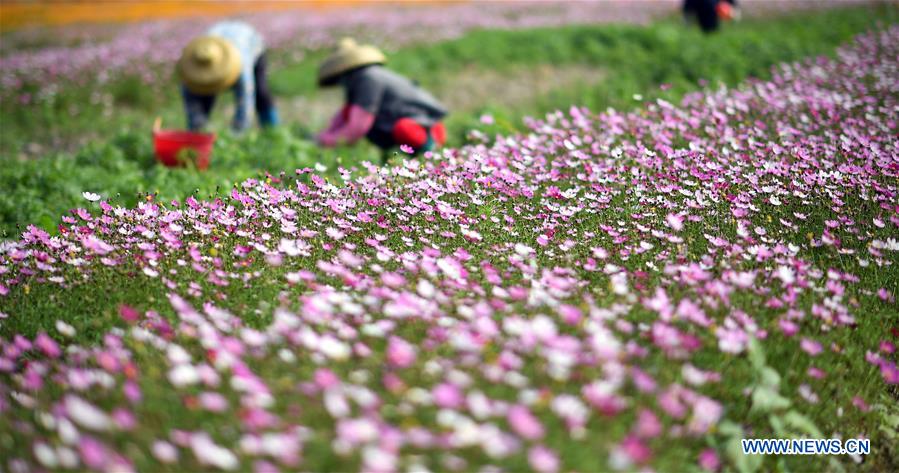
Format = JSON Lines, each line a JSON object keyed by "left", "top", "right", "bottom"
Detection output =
{"left": 316, "top": 38, "right": 448, "bottom": 156}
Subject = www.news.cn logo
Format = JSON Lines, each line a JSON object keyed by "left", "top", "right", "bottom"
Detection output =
{"left": 741, "top": 438, "right": 870, "bottom": 455}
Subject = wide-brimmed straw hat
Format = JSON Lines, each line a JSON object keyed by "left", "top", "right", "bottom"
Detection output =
{"left": 318, "top": 38, "right": 386, "bottom": 86}
{"left": 178, "top": 35, "right": 242, "bottom": 95}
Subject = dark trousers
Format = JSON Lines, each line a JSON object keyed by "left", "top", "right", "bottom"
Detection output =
{"left": 253, "top": 53, "right": 275, "bottom": 122}
{"left": 684, "top": 0, "right": 734, "bottom": 33}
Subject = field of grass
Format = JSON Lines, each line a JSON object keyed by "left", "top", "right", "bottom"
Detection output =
{"left": 1, "top": 3, "right": 898, "bottom": 472}
{"left": 1, "top": 5, "right": 894, "bottom": 238}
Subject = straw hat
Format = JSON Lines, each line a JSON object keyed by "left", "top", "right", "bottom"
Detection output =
{"left": 178, "top": 35, "right": 242, "bottom": 95}
{"left": 318, "top": 38, "right": 386, "bottom": 86}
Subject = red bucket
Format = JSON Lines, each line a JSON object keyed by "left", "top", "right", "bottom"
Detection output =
{"left": 153, "top": 130, "right": 215, "bottom": 170}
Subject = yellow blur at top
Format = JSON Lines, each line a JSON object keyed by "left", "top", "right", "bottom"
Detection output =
{"left": 0, "top": 1, "right": 452, "bottom": 31}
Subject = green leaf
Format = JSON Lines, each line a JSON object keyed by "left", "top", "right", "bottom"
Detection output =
{"left": 726, "top": 436, "right": 763, "bottom": 473}
{"left": 769, "top": 414, "right": 787, "bottom": 437}
{"left": 782, "top": 410, "right": 822, "bottom": 437}
{"left": 718, "top": 420, "right": 744, "bottom": 437}
{"left": 759, "top": 367, "right": 781, "bottom": 389}
{"left": 747, "top": 337, "right": 766, "bottom": 371}
{"left": 752, "top": 386, "right": 791, "bottom": 413}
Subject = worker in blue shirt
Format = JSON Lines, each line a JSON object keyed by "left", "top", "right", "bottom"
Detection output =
{"left": 178, "top": 21, "right": 279, "bottom": 131}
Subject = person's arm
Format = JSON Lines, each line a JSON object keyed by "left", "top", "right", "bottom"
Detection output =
{"left": 317, "top": 104, "right": 375, "bottom": 147}
{"left": 182, "top": 86, "right": 209, "bottom": 131}
{"left": 231, "top": 68, "right": 254, "bottom": 132}
{"left": 318, "top": 70, "right": 384, "bottom": 147}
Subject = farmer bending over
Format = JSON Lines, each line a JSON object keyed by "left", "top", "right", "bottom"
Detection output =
{"left": 178, "top": 21, "right": 279, "bottom": 132}
{"left": 317, "top": 38, "right": 448, "bottom": 157}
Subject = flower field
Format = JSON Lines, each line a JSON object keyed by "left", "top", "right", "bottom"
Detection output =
{"left": 1, "top": 10, "right": 898, "bottom": 471}
{"left": 2, "top": 0, "right": 868, "bottom": 95}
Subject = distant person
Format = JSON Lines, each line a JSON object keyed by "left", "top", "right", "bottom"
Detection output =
{"left": 316, "top": 38, "right": 448, "bottom": 157}
{"left": 684, "top": 0, "right": 740, "bottom": 33}
{"left": 178, "top": 21, "right": 279, "bottom": 132}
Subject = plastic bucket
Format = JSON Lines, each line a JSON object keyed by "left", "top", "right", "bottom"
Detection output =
{"left": 153, "top": 130, "right": 215, "bottom": 170}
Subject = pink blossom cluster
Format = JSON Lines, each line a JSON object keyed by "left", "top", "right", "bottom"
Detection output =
{"left": 1, "top": 26, "right": 897, "bottom": 471}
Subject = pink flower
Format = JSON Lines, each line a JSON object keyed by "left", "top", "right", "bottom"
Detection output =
{"left": 381, "top": 272, "right": 406, "bottom": 288}
{"left": 666, "top": 213, "right": 684, "bottom": 232}
{"left": 399, "top": 144, "right": 414, "bottom": 154}
{"left": 880, "top": 361, "right": 899, "bottom": 384}
{"left": 198, "top": 392, "right": 229, "bottom": 412}
{"left": 716, "top": 327, "right": 748, "bottom": 354}
{"left": 254, "top": 460, "right": 280, "bottom": 473}
{"left": 778, "top": 319, "right": 799, "bottom": 337}
{"left": 698, "top": 448, "right": 720, "bottom": 471}
{"left": 528, "top": 446, "right": 560, "bottom": 473}
{"left": 119, "top": 304, "right": 140, "bottom": 323}
{"left": 688, "top": 397, "right": 723, "bottom": 434}
{"left": 508, "top": 405, "right": 544, "bottom": 440}
{"left": 618, "top": 435, "right": 652, "bottom": 464}
{"left": 152, "top": 440, "right": 178, "bottom": 463}
{"left": 386, "top": 336, "right": 416, "bottom": 368}
{"left": 634, "top": 409, "right": 662, "bottom": 438}
{"left": 432, "top": 383, "right": 463, "bottom": 409}
{"left": 336, "top": 418, "right": 379, "bottom": 445}
{"left": 657, "top": 388, "right": 686, "bottom": 419}
{"left": 800, "top": 338, "right": 823, "bottom": 356}
{"left": 383, "top": 373, "right": 405, "bottom": 393}
{"left": 35, "top": 332, "right": 61, "bottom": 358}
{"left": 78, "top": 437, "right": 108, "bottom": 469}
{"left": 112, "top": 408, "right": 137, "bottom": 430}
{"left": 82, "top": 235, "right": 114, "bottom": 255}
{"left": 314, "top": 368, "right": 340, "bottom": 389}
{"left": 807, "top": 367, "right": 826, "bottom": 379}
{"left": 123, "top": 381, "right": 142, "bottom": 403}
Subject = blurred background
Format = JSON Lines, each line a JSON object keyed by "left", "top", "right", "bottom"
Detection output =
{"left": 0, "top": 0, "right": 894, "bottom": 236}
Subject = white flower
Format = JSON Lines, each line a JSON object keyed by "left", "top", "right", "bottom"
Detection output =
{"left": 320, "top": 337, "right": 350, "bottom": 360}
{"left": 34, "top": 442, "right": 58, "bottom": 468}
{"left": 168, "top": 364, "right": 200, "bottom": 387}
{"left": 514, "top": 244, "right": 535, "bottom": 256}
{"left": 82, "top": 192, "right": 101, "bottom": 202}
{"left": 57, "top": 418, "right": 80, "bottom": 445}
{"left": 776, "top": 266, "right": 796, "bottom": 285}
{"left": 417, "top": 279, "right": 436, "bottom": 298}
{"left": 436, "top": 257, "right": 463, "bottom": 280}
{"left": 55, "top": 320, "right": 76, "bottom": 337}
{"left": 152, "top": 440, "right": 178, "bottom": 463}
{"left": 324, "top": 390, "right": 351, "bottom": 418}
{"left": 611, "top": 272, "right": 629, "bottom": 295}
{"left": 363, "top": 446, "right": 397, "bottom": 472}
{"left": 64, "top": 395, "right": 112, "bottom": 431}
{"left": 191, "top": 434, "right": 238, "bottom": 470}
{"left": 166, "top": 345, "right": 191, "bottom": 365}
